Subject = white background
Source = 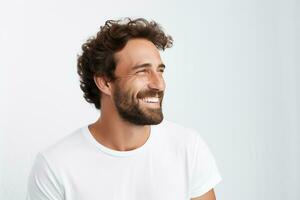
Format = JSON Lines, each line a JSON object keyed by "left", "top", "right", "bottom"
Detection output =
{"left": 1, "top": 0, "right": 299, "bottom": 199}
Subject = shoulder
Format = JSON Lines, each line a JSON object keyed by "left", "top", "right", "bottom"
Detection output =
{"left": 38, "top": 126, "right": 88, "bottom": 165}
{"left": 154, "top": 119, "right": 206, "bottom": 150}
{"left": 156, "top": 119, "right": 203, "bottom": 140}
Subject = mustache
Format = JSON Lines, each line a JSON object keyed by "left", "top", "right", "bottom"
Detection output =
{"left": 137, "top": 90, "right": 164, "bottom": 99}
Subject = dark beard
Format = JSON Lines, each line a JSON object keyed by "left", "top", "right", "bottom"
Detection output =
{"left": 113, "top": 83, "right": 164, "bottom": 125}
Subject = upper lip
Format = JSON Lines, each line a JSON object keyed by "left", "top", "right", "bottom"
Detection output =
{"left": 138, "top": 91, "right": 163, "bottom": 99}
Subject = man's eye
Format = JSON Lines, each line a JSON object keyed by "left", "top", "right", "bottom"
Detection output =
{"left": 136, "top": 69, "right": 147, "bottom": 74}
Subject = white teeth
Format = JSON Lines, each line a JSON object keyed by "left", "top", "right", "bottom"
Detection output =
{"left": 141, "top": 97, "right": 159, "bottom": 103}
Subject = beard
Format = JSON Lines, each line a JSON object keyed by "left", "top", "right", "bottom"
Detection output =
{"left": 113, "top": 82, "right": 164, "bottom": 125}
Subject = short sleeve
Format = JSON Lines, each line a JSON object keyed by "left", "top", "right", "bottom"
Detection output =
{"left": 26, "top": 153, "right": 64, "bottom": 200}
{"left": 189, "top": 133, "right": 222, "bottom": 198}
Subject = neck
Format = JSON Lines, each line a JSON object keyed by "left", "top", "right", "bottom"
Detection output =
{"left": 88, "top": 106, "right": 151, "bottom": 151}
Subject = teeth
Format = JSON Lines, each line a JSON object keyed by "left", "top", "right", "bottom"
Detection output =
{"left": 141, "top": 97, "right": 159, "bottom": 103}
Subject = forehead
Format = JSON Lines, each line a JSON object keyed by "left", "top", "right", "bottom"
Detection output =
{"left": 114, "top": 38, "right": 162, "bottom": 73}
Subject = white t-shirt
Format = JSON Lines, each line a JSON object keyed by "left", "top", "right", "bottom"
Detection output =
{"left": 26, "top": 120, "right": 222, "bottom": 200}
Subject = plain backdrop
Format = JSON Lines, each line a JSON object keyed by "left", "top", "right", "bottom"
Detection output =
{"left": 0, "top": 0, "right": 299, "bottom": 199}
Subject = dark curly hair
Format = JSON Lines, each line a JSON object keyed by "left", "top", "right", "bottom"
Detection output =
{"left": 77, "top": 17, "right": 173, "bottom": 110}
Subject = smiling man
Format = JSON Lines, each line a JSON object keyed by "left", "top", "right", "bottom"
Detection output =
{"left": 26, "top": 18, "right": 222, "bottom": 200}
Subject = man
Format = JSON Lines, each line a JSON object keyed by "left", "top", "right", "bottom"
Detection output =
{"left": 27, "top": 18, "right": 222, "bottom": 200}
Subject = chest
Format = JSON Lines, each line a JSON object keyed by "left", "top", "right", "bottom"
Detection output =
{"left": 62, "top": 150, "right": 191, "bottom": 200}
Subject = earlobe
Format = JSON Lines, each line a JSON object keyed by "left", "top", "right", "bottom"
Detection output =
{"left": 93, "top": 75, "right": 111, "bottom": 96}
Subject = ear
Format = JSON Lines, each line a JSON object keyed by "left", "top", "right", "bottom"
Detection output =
{"left": 93, "top": 75, "right": 112, "bottom": 96}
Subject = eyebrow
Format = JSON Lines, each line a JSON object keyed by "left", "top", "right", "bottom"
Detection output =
{"left": 131, "top": 63, "right": 166, "bottom": 71}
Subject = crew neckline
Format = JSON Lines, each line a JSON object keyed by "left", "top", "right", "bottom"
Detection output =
{"left": 82, "top": 124, "right": 156, "bottom": 157}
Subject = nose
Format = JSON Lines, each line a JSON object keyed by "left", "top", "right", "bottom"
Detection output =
{"left": 147, "top": 71, "right": 165, "bottom": 91}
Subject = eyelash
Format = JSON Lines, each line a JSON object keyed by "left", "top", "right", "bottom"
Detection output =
{"left": 136, "top": 69, "right": 165, "bottom": 74}
{"left": 136, "top": 69, "right": 147, "bottom": 74}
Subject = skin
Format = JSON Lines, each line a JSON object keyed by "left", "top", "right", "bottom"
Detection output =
{"left": 89, "top": 38, "right": 216, "bottom": 200}
{"left": 191, "top": 189, "right": 216, "bottom": 200}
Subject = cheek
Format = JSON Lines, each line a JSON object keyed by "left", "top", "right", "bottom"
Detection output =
{"left": 128, "top": 79, "right": 147, "bottom": 92}
{"left": 120, "top": 83, "right": 142, "bottom": 101}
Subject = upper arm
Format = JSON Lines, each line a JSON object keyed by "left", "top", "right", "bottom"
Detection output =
{"left": 191, "top": 189, "right": 216, "bottom": 200}
{"left": 26, "top": 153, "right": 64, "bottom": 200}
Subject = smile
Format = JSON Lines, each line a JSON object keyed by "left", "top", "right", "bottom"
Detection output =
{"left": 141, "top": 97, "right": 160, "bottom": 103}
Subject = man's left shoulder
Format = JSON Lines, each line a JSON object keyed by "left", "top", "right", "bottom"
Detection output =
{"left": 156, "top": 119, "right": 201, "bottom": 143}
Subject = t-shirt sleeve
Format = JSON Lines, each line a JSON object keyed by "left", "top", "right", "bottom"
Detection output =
{"left": 26, "top": 153, "right": 64, "bottom": 200}
{"left": 189, "top": 132, "right": 222, "bottom": 198}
